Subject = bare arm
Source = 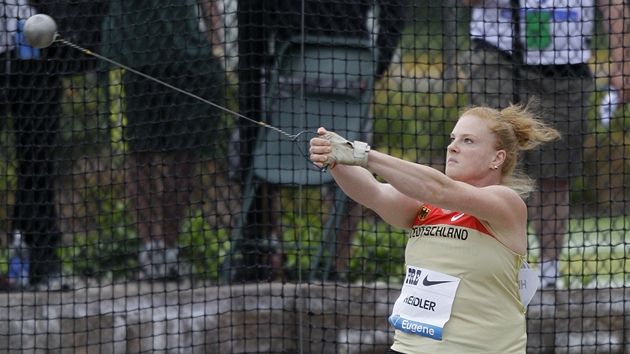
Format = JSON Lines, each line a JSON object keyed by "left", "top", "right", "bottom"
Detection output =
{"left": 599, "top": 0, "right": 630, "bottom": 102}
{"left": 366, "top": 150, "right": 526, "bottom": 229}
{"left": 328, "top": 164, "right": 422, "bottom": 229}
{"left": 199, "top": 0, "right": 224, "bottom": 57}
{"left": 366, "top": 150, "right": 528, "bottom": 253}
{"left": 310, "top": 129, "right": 528, "bottom": 252}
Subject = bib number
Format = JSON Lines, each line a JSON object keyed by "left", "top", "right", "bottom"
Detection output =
{"left": 389, "top": 266, "right": 460, "bottom": 341}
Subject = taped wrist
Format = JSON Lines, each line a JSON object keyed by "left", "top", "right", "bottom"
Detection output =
{"left": 323, "top": 132, "right": 371, "bottom": 168}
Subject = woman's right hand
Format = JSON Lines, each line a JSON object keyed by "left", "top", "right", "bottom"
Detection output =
{"left": 310, "top": 127, "right": 371, "bottom": 169}
{"left": 309, "top": 127, "right": 333, "bottom": 169}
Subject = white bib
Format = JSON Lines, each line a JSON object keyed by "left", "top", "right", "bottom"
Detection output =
{"left": 470, "top": 0, "right": 595, "bottom": 65}
{"left": 389, "top": 266, "right": 460, "bottom": 341}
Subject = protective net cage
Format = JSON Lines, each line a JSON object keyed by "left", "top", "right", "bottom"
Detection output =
{"left": 0, "top": 0, "right": 628, "bottom": 353}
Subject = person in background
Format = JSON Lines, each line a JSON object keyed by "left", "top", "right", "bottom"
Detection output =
{"left": 1, "top": 0, "right": 108, "bottom": 290}
{"left": 309, "top": 101, "right": 558, "bottom": 353}
{"left": 460, "top": 0, "right": 630, "bottom": 288}
{"left": 99, "top": 0, "right": 226, "bottom": 280}
{"left": 232, "top": 0, "right": 408, "bottom": 282}
{"left": 200, "top": 0, "right": 225, "bottom": 61}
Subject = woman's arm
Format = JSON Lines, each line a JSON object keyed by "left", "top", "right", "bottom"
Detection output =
{"left": 310, "top": 129, "right": 527, "bottom": 237}
{"left": 366, "top": 150, "right": 528, "bottom": 253}
{"left": 367, "top": 150, "right": 526, "bottom": 230}
{"left": 599, "top": 0, "right": 630, "bottom": 102}
{"left": 328, "top": 164, "right": 422, "bottom": 229}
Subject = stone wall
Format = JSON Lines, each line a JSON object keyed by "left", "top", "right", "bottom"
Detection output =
{"left": 0, "top": 282, "right": 627, "bottom": 353}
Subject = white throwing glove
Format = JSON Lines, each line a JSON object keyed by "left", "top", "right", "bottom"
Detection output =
{"left": 322, "top": 132, "right": 371, "bottom": 168}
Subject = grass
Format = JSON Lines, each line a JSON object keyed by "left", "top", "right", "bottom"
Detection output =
{"left": 527, "top": 216, "right": 630, "bottom": 289}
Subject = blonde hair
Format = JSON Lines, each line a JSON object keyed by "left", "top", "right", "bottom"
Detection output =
{"left": 459, "top": 99, "right": 559, "bottom": 197}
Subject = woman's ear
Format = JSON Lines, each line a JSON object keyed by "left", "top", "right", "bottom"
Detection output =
{"left": 492, "top": 150, "right": 506, "bottom": 168}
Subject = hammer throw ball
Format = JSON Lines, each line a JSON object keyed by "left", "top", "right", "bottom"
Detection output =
{"left": 23, "top": 14, "right": 58, "bottom": 49}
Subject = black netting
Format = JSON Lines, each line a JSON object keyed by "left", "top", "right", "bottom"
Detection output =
{"left": 0, "top": 0, "right": 628, "bottom": 353}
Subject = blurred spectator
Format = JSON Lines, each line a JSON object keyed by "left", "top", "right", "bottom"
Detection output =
{"left": 460, "top": 0, "right": 630, "bottom": 288}
{"left": 99, "top": 0, "right": 226, "bottom": 280}
{"left": 1, "top": 0, "right": 108, "bottom": 290}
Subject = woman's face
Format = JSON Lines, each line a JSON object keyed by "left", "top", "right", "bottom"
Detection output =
{"left": 445, "top": 114, "right": 500, "bottom": 184}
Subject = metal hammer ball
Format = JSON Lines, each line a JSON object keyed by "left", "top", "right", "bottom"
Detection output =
{"left": 23, "top": 14, "right": 58, "bottom": 48}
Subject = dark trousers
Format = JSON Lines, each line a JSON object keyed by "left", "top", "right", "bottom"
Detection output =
{"left": 1, "top": 57, "right": 61, "bottom": 284}
{"left": 230, "top": 0, "right": 279, "bottom": 282}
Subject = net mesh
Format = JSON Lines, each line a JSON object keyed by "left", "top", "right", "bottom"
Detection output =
{"left": 0, "top": 0, "right": 628, "bottom": 353}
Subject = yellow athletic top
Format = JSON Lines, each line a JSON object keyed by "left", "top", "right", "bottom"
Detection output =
{"left": 389, "top": 204, "right": 527, "bottom": 354}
